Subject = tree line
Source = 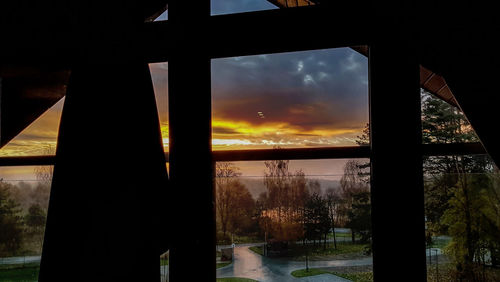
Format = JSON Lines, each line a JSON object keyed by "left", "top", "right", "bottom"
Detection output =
{"left": 215, "top": 159, "right": 371, "bottom": 248}
{"left": 0, "top": 167, "right": 51, "bottom": 257}
{"left": 422, "top": 90, "right": 500, "bottom": 280}
{"left": 216, "top": 90, "right": 500, "bottom": 281}
{"left": 215, "top": 126, "right": 372, "bottom": 251}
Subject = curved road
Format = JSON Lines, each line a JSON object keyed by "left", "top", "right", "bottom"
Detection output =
{"left": 217, "top": 246, "right": 372, "bottom": 282}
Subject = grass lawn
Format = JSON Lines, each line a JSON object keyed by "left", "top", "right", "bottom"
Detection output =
{"left": 217, "top": 235, "right": 262, "bottom": 245}
{"left": 288, "top": 242, "right": 368, "bottom": 260}
{"left": 232, "top": 235, "right": 262, "bottom": 244}
{"left": 426, "top": 262, "right": 500, "bottom": 282}
{"left": 305, "top": 243, "right": 367, "bottom": 256}
{"left": 160, "top": 258, "right": 169, "bottom": 266}
{"left": 430, "top": 237, "right": 451, "bottom": 249}
{"left": 216, "top": 262, "right": 232, "bottom": 269}
{"left": 248, "top": 246, "right": 263, "bottom": 256}
{"left": 292, "top": 268, "right": 373, "bottom": 281}
{"left": 216, "top": 278, "right": 258, "bottom": 282}
{"left": 291, "top": 268, "right": 329, "bottom": 277}
{"left": 250, "top": 242, "right": 368, "bottom": 260}
{"left": 328, "top": 232, "right": 357, "bottom": 239}
{"left": 332, "top": 271, "right": 373, "bottom": 282}
{"left": 0, "top": 263, "right": 40, "bottom": 282}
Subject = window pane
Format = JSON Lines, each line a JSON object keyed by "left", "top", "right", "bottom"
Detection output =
{"left": 154, "top": 9, "right": 168, "bottom": 21}
{"left": 149, "top": 62, "right": 169, "bottom": 153}
{"left": 422, "top": 83, "right": 500, "bottom": 280}
{"left": 0, "top": 166, "right": 53, "bottom": 280}
{"left": 211, "top": 48, "right": 369, "bottom": 151}
{"left": 160, "top": 250, "right": 169, "bottom": 282}
{"left": 211, "top": 0, "right": 278, "bottom": 15}
{"left": 216, "top": 158, "right": 372, "bottom": 281}
{"left": 0, "top": 99, "right": 63, "bottom": 156}
{"left": 423, "top": 154, "right": 500, "bottom": 281}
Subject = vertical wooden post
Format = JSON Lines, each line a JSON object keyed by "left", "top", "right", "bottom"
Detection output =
{"left": 168, "top": 0, "right": 214, "bottom": 281}
{"left": 369, "top": 31, "right": 427, "bottom": 280}
{"left": 39, "top": 61, "right": 168, "bottom": 281}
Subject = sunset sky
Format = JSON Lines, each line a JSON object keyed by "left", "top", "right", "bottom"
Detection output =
{"left": 0, "top": 1, "right": 369, "bottom": 181}
{"left": 150, "top": 48, "right": 369, "bottom": 152}
{"left": 0, "top": 47, "right": 368, "bottom": 181}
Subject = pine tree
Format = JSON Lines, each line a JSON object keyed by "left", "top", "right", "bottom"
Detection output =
{"left": 422, "top": 90, "right": 500, "bottom": 277}
{"left": 0, "top": 180, "right": 23, "bottom": 256}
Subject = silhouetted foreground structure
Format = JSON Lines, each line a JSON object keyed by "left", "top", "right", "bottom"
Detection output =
{"left": 1, "top": 1, "right": 500, "bottom": 281}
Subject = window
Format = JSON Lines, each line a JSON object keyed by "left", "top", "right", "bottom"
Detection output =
{"left": 215, "top": 159, "right": 372, "bottom": 281}
{"left": 211, "top": 48, "right": 368, "bottom": 151}
{"left": 150, "top": 62, "right": 169, "bottom": 153}
{"left": 0, "top": 99, "right": 63, "bottom": 157}
{"left": 423, "top": 154, "right": 500, "bottom": 281}
{"left": 421, "top": 86, "right": 500, "bottom": 280}
{"left": 212, "top": 47, "right": 371, "bottom": 281}
{"left": 154, "top": 10, "right": 168, "bottom": 21}
{"left": 2, "top": 2, "right": 489, "bottom": 281}
{"left": 211, "top": 0, "right": 278, "bottom": 15}
{"left": 0, "top": 166, "right": 53, "bottom": 280}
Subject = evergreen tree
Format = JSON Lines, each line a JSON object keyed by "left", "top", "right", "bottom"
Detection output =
{"left": 422, "top": 90, "right": 500, "bottom": 277}
{"left": 25, "top": 203, "right": 47, "bottom": 253}
{"left": 0, "top": 180, "right": 23, "bottom": 256}
{"left": 303, "top": 192, "right": 329, "bottom": 249}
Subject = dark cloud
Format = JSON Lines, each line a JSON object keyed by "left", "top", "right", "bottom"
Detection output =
{"left": 211, "top": 48, "right": 369, "bottom": 132}
{"left": 294, "top": 133, "right": 321, "bottom": 137}
{"left": 148, "top": 48, "right": 368, "bottom": 148}
{"left": 212, "top": 126, "right": 240, "bottom": 135}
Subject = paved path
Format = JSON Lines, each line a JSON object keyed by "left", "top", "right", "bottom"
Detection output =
{"left": 0, "top": 255, "right": 41, "bottom": 265}
{"left": 216, "top": 246, "right": 372, "bottom": 282}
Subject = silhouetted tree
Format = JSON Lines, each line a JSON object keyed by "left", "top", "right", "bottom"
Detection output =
{"left": 25, "top": 203, "right": 46, "bottom": 253}
{"left": 347, "top": 190, "right": 371, "bottom": 244}
{"left": 325, "top": 187, "right": 342, "bottom": 249}
{"left": 216, "top": 162, "right": 241, "bottom": 239}
{"left": 304, "top": 192, "right": 330, "bottom": 249}
{"left": 0, "top": 180, "right": 23, "bottom": 256}
{"left": 339, "top": 159, "right": 370, "bottom": 242}
{"left": 227, "top": 181, "right": 255, "bottom": 236}
{"left": 215, "top": 162, "right": 256, "bottom": 242}
{"left": 261, "top": 158, "right": 308, "bottom": 242}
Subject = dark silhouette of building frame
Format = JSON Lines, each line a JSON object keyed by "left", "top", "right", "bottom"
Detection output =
{"left": 1, "top": 1, "right": 499, "bottom": 281}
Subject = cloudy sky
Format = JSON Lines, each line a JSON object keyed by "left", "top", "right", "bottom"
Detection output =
{"left": 211, "top": 0, "right": 276, "bottom": 15}
{"left": 0, "top": 1, "right": 369, "bottom": 181}
{"left": 211, "top": 48, "right": 368, "bottom": 150}
{"left": 150, "top": 47, "right": 369, "bottom": 152}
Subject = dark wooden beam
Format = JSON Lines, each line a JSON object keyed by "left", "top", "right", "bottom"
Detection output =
{"left": 167, "top": 0, "right": 214, "bottom": 281}
{"left": 0, "top": 143, "right": 486, "bottom": 167}
{"left": 0, "top": 155, "right": 56, "bottom": 167}
{"left": 144, "top": 4, "right": 371, "bottom": 63}
{"left": 369, "top": 31, "right": 427, "bottom": 280}
{"left": 39, "top": 61, "right": 168, "bottom": 281}
{"left": 212, "top": 146, "right": 369, "bottom": 162}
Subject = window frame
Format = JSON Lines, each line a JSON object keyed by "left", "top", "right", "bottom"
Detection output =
{"left": 0, "top": 3, "right": 490, "bottom": 281}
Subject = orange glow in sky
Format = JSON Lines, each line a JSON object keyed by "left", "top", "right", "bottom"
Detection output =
{"left": 1, "top": 48, "right": 368, "bottom": 180}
